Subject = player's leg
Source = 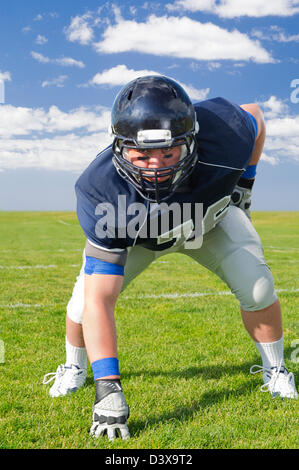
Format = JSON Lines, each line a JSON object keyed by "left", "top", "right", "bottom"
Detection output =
{"left": 43, "top": 256, "right": 88, "bottom": 396}
{"left": 240, "top": 298, "right": 282, "bottom": 343}
{"left": 44, "top": 245, "right": 156, "bottom": 395}
{"left": 183, "top": 205, "right": 297, "bottom": 398}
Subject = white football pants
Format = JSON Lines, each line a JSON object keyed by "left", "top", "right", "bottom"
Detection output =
{"left": 67, "top": 205, "right": 277, "bottom": 324}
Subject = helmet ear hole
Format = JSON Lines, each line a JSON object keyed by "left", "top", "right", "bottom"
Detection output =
{"left": 127, "top": 89, "right": 133, "bottom": 101}
{"left": 171, "top": 87, "right": 177, "bottom": 98}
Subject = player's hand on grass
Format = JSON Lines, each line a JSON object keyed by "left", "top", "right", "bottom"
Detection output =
{"left": 90, "top": 416, "right": 130, "bottom": 440}
{"left": 90, "top": 379, "right": 130, "bottom": 441}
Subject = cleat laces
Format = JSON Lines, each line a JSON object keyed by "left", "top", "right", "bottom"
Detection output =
{"left": 250, "top": 360, "right": 298, "bottom": 398}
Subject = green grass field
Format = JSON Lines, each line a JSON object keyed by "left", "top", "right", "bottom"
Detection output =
{"left": 0, "top": 211, "right": 298, "bottom": 449}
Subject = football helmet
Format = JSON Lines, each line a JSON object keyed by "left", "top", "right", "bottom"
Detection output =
{"left": 111, "top": 75, "right": 199, "bottom": 203}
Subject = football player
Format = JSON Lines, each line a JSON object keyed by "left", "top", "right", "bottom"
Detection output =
{"left": 43, "top": 76, "right": 298, "bottom": 441}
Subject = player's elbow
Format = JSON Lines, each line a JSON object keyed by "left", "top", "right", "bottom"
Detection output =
{"left": 241, "top": 103, "right": 266, "bottom": 140}
{"left": 258, "top": 107, "right": 266, "bottom": 140}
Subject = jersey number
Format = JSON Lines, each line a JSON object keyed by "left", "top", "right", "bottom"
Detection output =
{"left": 202, "top": 196, "right": 231, "bottom": 234}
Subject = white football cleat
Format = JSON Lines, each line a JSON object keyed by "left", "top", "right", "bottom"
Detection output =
{"left": 43, "top": 364, "right": 87, "bottom": 397}
{"left": 250, "top": 363, "right": 298, "bottom": 399}
{"left": 90, "top": 380, "right": 130, "bottom": 441}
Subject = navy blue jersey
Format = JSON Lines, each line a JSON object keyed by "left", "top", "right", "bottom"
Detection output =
{"left": 75, "top": 98, "right": 257, "bottom": 251}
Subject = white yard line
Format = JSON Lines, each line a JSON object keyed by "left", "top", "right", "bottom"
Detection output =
{"left": 0, "top": 249, "right": 82, "bottom": 253}
{"left": 265, "top": 246, "right": 299, "bottom": 253}
{"left": 1, "top": 289, "right": 298, "bottom": 309}
{"left": 0, "top": 264, "right": 80, "bottom": 269}
{"left": 0, "top": 265, "right": 57, "bottom": 269}
{"left": 123, "top": 288, "right": 299, "bottom": 300}
{"left": 267, "top": 260, "right": 298, "bottom": 263}
{"left": 58, "top": 220, "right": 71, "bottom": 226}
{"left": 0, "top": 303, "right": 53, "bottom": 309}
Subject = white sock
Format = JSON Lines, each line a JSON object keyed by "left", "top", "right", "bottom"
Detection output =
{"left": 254, "top": 336, "right": 285, "bottom": 369}
{"left": 65, "top": 336, "right": 87, "bottom": 370}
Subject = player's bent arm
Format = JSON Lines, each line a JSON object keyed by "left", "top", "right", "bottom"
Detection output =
{"left": 240, "top": 103, "right": 266, "bottom": 166}
{"left": 230, "top": 104, "right": 266, "bottom": 219}
{"left": 83, "top": 272, "right": 123, "bottom": 370}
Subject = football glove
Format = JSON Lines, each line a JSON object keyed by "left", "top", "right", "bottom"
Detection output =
{"left": 90, "top": 379, "right": 130, "bottom": 441}
{"left": 230, "top": 178, "right": 254, "bottom": 220}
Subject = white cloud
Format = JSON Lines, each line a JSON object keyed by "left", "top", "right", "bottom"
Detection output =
{"left": 259, "top": 95, "right": 289, "bottom": 119}
{"left": 0, "top": 105, "right": 112, "bottom": 172}
{"left": 89, "top": 64, "right": 160, "bottom": 86}
{"left": 0, "top": 133, "right": 112, "bottom": 173}
{"left": 252, "top": 26, "right": 299, "bottom": 42}
{"left": 0, "top": 104, "right": 110, "bottom": 138}
{"left": 111, "top": 5, "right": 123, "bottom": 23}
{"left": 31, "top": 51, "right": 50, "bottom": 64}
{"left": 33, "top": 14, "right": 43, "bottom": 21}
{"left": 31, "top": 51, "right": 85, "bottom": 68}
{"left": 64, "top": 13, "right": 94, "bottom": 45}
{"left": 22, "top": 26, "right": 31, "bottom": 34}
{"left": 93, "top": 14, "right": 274, "bottom": 63}
{"left": 260, "top": 153, "right": 280, "bottom": 165}
{"left": 87, "top": 64, "right": 210, "bottom": 101}
{"left": 266, "top": 115, "right": 299, "bottom": 138}
{"left": 257, "top": 96, "right": 299, "bottom": 164}
{"left": 42, "top": 75, "right": 68, "bottom": 88}
{"left": 207, "top": 62, "right": 222, "bottom": 71}
{"left": 35, "top": 35, "right": 48, "bottom": 45}
{"left": 182, "top": 84, "right": 210, "bottom": 101}
{"left": 130, "top": 6, "right": 137, "bottom": 15}
{"left": 167, "top": 0, "right": 214, "bottom": 12}
{"left": 55, "top": 57, "right": 85, "bottom": 68}
{"left": 0, "top": 132, "right": 113, "bottom": 173}
{"left": 168, "top": 0, "right": 299, "bottom": 17}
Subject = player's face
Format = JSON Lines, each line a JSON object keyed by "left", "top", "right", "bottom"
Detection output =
{"left": 124, "top": 145, "right": 182, "bottom": 183}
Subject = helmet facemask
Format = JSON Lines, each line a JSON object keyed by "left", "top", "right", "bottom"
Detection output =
{"left": 112, "top": 130, "right": 198, "bottom": 203}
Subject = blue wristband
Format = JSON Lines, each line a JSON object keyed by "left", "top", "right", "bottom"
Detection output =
{"left": 91, "top": 357, "right": 120, "bottom": 380}
{"left": 242, "top": 164, "right": 257, "bottom": 179}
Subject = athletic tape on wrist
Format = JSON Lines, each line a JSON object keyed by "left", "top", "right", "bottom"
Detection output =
{"left": 242, "top": 164, "right": 257, "bottom": 179}
{"left": 238, "top": 177, "right": 255, "bottom": 190}
{"left": 91, "top": 357, "right": 120, "bottom": 380}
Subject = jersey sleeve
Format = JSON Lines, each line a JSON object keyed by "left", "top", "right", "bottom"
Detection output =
{"left": 194, "top": 97, "right": 257, "bottom": 170}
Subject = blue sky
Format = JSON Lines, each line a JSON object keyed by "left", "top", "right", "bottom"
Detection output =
{"left": 1, "top": 0, "right": 299, "bottom": 210}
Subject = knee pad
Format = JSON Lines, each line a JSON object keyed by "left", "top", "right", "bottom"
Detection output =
{"left": 66, "top": 253, "right": 86, "bottom": 324}
{"left": 66, "top": 274, "right": 85, "bottom": 324}
{"left": 220, "top": 249, "right": 277, "bottom": 312}
{"left": 238, "top": 269, "right": 278, "bottom": 312}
